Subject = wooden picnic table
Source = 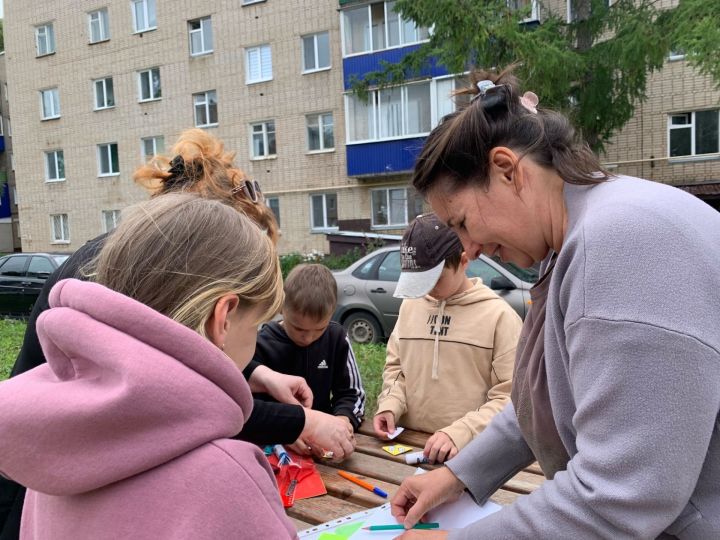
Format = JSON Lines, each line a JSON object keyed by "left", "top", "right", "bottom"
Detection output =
{"left": 287, "top": 420, "right": 546, "bottom": 531}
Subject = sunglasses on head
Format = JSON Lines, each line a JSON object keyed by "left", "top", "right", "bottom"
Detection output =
{"left": 231, "top": 179, "right": 263, "bottom": 203}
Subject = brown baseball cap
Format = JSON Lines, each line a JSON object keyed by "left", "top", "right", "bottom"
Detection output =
{"left": 394, "top": 213, "right": 464, "bottom": 299}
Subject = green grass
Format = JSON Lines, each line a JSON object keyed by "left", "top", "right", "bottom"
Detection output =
{"left": 0, "top": 320, "right": 387, "bottom": 417}
{"left": 352, "top": 342, "right": 387, "bottom": 417}
{"left": 0, "top": 319, "right": 26, "bottom": 380}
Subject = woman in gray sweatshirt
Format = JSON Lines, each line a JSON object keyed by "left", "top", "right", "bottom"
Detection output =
{"left": 390, "top": 67, "right": 720, "bottom": 540}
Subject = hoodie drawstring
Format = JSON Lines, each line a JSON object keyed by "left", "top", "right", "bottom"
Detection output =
{"left": 432, "top": 300, "right": 446, "bottom": 380}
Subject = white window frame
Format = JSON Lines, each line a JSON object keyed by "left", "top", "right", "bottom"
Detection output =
{"left": 310, "top": 193, "right": 339, "bottom": 231}
{"left": 667, "top": 110, "right": 720, "bottom": 160}
{"left": 249, "top": 120, "right": 277, "bottom": 159}
{"left": 668, "top": 50, "right": 686, "bottom": 62}
{"left": 141, "top": 135, "right": 164, "bottom": 161}
{"left": 44, "top": 150, "right": 65, "bottom": 183}
{"left": 193, "top": 90, "right": 218, "bottom": 127}
{"left": 50, "top": 213, "right": 70, "bottom": 244}
{"left": 340, "top": 1, "right": 430, "bottom": 58}
{"left": 93, "top": 77, "right": 115, "bottom": 110}
{"left": 88, "top": 8, "right": 110, "bottom": 43}
{"left": 137, "top": 67, "right": 161, "bottom": 102}
{"left": 302, "top": 31, "right": 331, "bottom": 73}
{"left": 242, "top": 0, "right": 266, "bottom": 4}
{"left": 266, "top": 197, "right": 280, "bottom": 227}
{"left": 370, "top": 186, "right": 413, "bottom": 228}
{"left": 40, "top": 88, "right": 61, "bottom": 120}
{"left": 306, "top": 112, "right": 335, "bottom": 152}
{"left": 97, "top": 143, "right": 120, "bottom": 176}
{"left": 102, "top": 209, "right": 121, "bottom": 233}
{"left": 188, "top": 16, "right": 213, "bottom": 56}
{"left": 345, "top": 77, "right": 454, "bottom": 144}
{"left": 35, "top": 23, "right": 56, "bottom": 56}
{"left": 0, "top": 117, "right": 4, "bottom": 135}
{"left": 245, "top": 44, "right": 273, "bottom": 84}
{"left": 132, "top": 0, "right": 157, "bottom": 33}
{"left": 5, "top": 118, "right": 10, "bottom": 137}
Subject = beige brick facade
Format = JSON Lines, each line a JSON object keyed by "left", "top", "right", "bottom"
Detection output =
{"left": 4, "top": 0, "right": 717, "bottom": 256}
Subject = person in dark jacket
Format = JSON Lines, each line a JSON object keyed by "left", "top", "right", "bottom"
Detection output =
{"left": 0, "top": 129, "right": 354, "bottom": 540}
{"left": 252, "top": 264, "right": 366, "bottom": 458}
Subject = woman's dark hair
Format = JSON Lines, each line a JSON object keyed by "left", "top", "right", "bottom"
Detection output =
{"left": 412, "top": 66, "right": 608, "bottom": 196}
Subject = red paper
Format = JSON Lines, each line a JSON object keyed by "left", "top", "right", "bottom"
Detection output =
{"left": 268, "top": 451, "right": 326, "bottom": 505}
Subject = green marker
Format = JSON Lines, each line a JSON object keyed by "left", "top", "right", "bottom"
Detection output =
{"left": 362, "top": 522, "right": 440, "bottom": 531}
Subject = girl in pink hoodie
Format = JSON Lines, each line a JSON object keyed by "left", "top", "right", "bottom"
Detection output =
{"left": 0, "top": 193, "right": 297, "bottom": 540}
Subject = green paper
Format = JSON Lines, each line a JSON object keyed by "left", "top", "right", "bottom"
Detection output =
{"left": 335, "top": 522, "right": 364, "bottom": 537}
{"left": 318, "top": 534, "right": 346, "bottom": 540}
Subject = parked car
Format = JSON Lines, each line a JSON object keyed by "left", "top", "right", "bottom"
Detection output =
{"left": 333, "top": 246, "right": 538, "bottom": 344}
{"left": 0, "top": 253, "right": 70, "bottom": 317}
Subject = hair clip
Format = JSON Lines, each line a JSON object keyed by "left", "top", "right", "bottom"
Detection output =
{"left": 471, "top": 80, "right": 497, "bottom": 103}
{"left": 520, "top": 91, "right": 539, "bottom": 114}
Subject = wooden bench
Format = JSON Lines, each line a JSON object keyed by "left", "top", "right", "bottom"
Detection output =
{"left": 287, "top": 420, "right": 546, "bottom": 530}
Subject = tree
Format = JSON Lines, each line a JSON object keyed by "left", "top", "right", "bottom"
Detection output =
{"left": 353, "top": 0, "right": 720, "bottom": 151}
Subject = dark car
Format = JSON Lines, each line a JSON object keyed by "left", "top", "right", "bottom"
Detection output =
{"left": 0, "top": 253, "right": 70, "bottom": 317}
{"left": 332, "top": 246, "right": 538, "bottom": 344}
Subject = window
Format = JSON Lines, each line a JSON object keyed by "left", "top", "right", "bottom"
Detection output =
{"left": 94, "top": 77, "right": 115, "bottom": 109}
{"left": 250, "top": 121, "right": 276, "bottom": 158}
{"left": 377, "top": 251, "right": 402, "bottom": 281}
{"left": 668, "top": 110, "right": 719, "bottom": 158}
{"left": 36, "top": 23, "right": 56, "bottom": 56}
{"left": 267, "top": 197, "right": 280, "bottom": 227}
{"left": 141, "top": 136, "right": 165, "bottom": 161}
{"left": 342, "top": 1, "right": 429, "bottom": 56}
{"left": 138, "top": 68, "right": 161, "bottom": 101}
{"left": 27, "top": 256, "right": 55, "bottom": 278}
{"left": 242, "top": 0, "right": 266, "bottom": 4}
{"left": 311, "top": 193, "right": 338, "bottom": 230}
{"left": 371, "top": 186, "right": 423, "bottom": 227}
{"left": 467, "top": 259, "right": 504, "bottom": 286}
{"left": 6, "top": 118, "right": 10, "bottom": 137}
{"left": 88, "top": 8, "right": 110, "bottom": 43}
{"left": 246, "top": 45, "right": 272, "bottom": 84}
{"left": 97, "top": 143, "right": 120, "bottom": 175}
{"left": 306, "top": 113, "right": 334, "bottom": 152}
{"left": 668, "top": 48, "right": 685, "bottom": 62}
{"left": 132, "top": 0, "right": 157, "bottom": 32}
{"left": 51, "top": 214, "right": 70, "bottom": 243}
{"left": 188, "top": 16, "right": 213, "bottom": 56}
{"left": 193, "top": 90, "right": 218, "bottom": 127}
{"left": 40, "top": 88, "right": 61, "bottom": 120}
{"left": 508, "top": 0, "right": 539, "bottom": 22}
{"left": 102, "top": 209, "right": 121, "bottom": 232}
{"left": 302, "top": 32, "right": 330, "bottom": 72}
{"left": 0, "top": 256, "right": 28, "bottom": 276}
{"left": 45, "top": 150, "right": 65, "bottom": 182}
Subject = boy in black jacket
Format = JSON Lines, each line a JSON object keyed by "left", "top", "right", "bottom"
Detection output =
{"left": 250, "top": 264, "right": 365, "bottom": 456}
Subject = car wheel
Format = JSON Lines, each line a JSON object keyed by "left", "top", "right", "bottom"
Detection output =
{"left": 343, "top": 312, "right": 382, "bottom": 345}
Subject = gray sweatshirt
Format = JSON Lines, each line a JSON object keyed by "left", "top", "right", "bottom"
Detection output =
{"left": 446, "top": 175, "right": 720, "bottom": 539}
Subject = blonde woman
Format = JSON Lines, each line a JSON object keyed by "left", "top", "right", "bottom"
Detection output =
{"left": 0, "top": 194, "right": 297, "bottom": 539}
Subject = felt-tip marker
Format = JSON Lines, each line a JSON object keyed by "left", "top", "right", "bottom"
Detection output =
{"left": 338, "top": 470, "right": 388, "bottom": 498}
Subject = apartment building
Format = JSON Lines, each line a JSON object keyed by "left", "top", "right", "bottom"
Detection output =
{"left": 0, "top": 52, "right": 20, "bottom": 253}
{"left": 5, "top": 1, "right": 717, "bottom": 255}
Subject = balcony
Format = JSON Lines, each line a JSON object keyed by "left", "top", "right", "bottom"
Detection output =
{"left": 346, "top": 137, "right": 424, "bottom": 177}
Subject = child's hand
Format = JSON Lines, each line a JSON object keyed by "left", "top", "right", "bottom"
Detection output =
{"left": 287, "top": 438, "right": 313, "bottom": 456}
{"left": 373, "top": 411, "right": 396, "bottom": 439}
{"left": 423, "top": 432, "right": 458, "bottom": 464}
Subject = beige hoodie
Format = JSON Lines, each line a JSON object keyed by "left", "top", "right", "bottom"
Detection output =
{"left": 376, "top": 278, "right": 522, "bottom": 450}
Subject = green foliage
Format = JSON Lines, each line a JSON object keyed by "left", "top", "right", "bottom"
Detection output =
{"left": 352, "top": 342, "right": 387, "bottom": 416}
{"left": 352, "top": 0, "right": 720, "bottom": 151}
{"left": 0, "top": 319, "right": 25, "bottom": 380}
{"left": 279, "top": 240, "right": 385, "bottom": 279}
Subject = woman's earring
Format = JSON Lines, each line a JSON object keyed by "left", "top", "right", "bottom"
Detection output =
{"left": 221, "top": 343, "right": 225, "bottom": 351}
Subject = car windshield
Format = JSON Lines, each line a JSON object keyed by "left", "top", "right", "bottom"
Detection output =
{"left": 53, "top": 255, "right": 70, "bottom": 266}
{"left": 491, "top": 256, "right": 539, "bottom": 283}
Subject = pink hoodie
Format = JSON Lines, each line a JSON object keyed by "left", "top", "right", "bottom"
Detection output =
{"left": 0, "top": 279, "right": 297, "bottom": 540}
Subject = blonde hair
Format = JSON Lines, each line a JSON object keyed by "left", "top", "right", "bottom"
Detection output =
{"left": 134, "top": 128, "right": 279, "bottom": 244}
{"left": 94, "top": 193, "right": 283, "bottom": 337}
{"left": 283, "top": 264, "right": 337, "bottom": 321}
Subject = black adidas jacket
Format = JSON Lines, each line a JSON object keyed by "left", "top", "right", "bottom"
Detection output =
{"left": 250, "top": 321, "right": 365, "bottom": 430}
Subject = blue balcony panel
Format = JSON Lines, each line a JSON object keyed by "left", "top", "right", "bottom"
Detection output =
{"left": 343, "top": 45, "right": 449, "bottom": 90}
{"left": 346, "top": 137, "right": 426, "bottom": 178}
{"left": 0, "top": 136, "right": 5, "bottom": 153}
{"left": 0, "top": 183, "right": 11, "bottom": 219}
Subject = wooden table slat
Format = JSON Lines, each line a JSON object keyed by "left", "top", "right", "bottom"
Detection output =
{"left": 316, "top": 463, "right": 399, "bottom": 507}
{"left": 288, "top": 516, "right": 313, "bottom": 531}
{"left": 321, "top": 449, "right": 419, "bottom": 485}
{"left": 286, "top": 495, "right": 367, "bottom": 526}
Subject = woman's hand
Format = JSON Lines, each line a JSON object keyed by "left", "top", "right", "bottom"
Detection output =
{"left": 286, "top": 437, "right": 313, "bottom": 456}
{"left": 373, "top": 411, "right": 397, "bottom": 439}
{"left": 423, "top": 432, "right": 458, "bottom": 464}
{"left": 248, "top": 365, "right": 313, "bottom": 407}
{"left": 302, "top": 408, "right": 356, "bottom": 460}
{"left": 391, "top": 467, "right": 465, "bottom": 529}
{"left": 394, "top": 531, "right": 448, "bottom": 540}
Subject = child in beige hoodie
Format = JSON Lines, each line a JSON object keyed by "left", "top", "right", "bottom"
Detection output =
{"left": 373, "top": 213, "right": 522, "bottom": 463}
